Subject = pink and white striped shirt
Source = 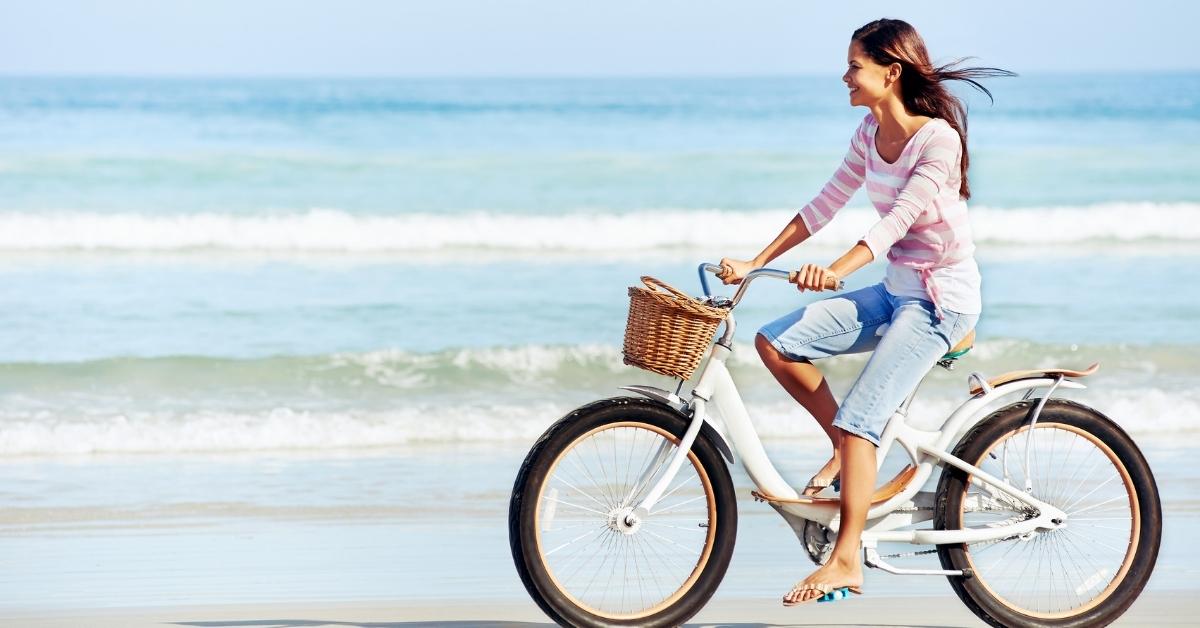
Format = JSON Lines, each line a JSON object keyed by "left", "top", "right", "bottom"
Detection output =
{"left": 797, "top": 113, "right": 981, "bottom": 316}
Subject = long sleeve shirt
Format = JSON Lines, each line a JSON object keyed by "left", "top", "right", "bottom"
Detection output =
{"left": 796, "top": 113, "right": 982, "bottom": 316}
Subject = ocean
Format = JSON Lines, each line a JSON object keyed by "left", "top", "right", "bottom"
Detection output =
{"left": 0, "top": 74, "right": 1197, "bottom": 455}
{"left": 1, "top": 74, "right": 1198, "bottom": 610}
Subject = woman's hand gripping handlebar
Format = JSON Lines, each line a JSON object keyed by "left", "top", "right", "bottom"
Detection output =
{"left": 698, "top": 262, "right": 844, "bottom": 310}
{"left": 786, "top": 263, "right": 843, "bottom": 293}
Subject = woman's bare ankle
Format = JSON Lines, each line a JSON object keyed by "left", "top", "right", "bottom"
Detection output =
{"left": 827, "top": 552, "right": 861, "bottom": 572}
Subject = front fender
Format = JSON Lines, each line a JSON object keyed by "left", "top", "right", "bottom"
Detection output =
{"left": 618, "top": 386, "right": 734, "bottom": 463}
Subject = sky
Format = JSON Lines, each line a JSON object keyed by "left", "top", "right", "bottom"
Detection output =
{"left": 0, "top": 1, "right": 1194, "bottom": 77}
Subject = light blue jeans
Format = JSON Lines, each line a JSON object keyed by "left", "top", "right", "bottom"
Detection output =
{"left": 757, "top": 283, "right": 978, "bottom": 446}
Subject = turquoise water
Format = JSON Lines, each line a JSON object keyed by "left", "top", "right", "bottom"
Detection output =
{"left": 4, "top": 75, "right": 1199, "bottom": 213}
{"left": 0, "top": 75, "right": 1198, "bottom": 455}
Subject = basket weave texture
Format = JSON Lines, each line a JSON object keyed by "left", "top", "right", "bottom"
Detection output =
{"left": 623, "top": 276, "right": 728, "bottom": 380}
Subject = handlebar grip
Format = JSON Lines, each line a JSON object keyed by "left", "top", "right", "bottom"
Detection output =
{"left": 787, "top": 271, "right": 844, "bottom": 291}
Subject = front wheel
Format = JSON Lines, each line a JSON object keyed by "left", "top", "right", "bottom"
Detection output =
{"left": 935, "top": 399, "right": 1161, "bottom": 627}
{"left": 509, "top": 397, "right": 737, "bottom": 627}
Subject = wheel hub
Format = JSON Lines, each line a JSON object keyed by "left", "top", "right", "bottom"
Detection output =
{"left": 608, "top": 506, "right": 643, "bottom": 535}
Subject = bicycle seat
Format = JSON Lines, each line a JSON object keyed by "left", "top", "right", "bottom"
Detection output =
{"left": 937, "top": 329, "right": 975, "bottom": 370}
{"left": 942, "top": 329, "right": 975, "bottom": 360}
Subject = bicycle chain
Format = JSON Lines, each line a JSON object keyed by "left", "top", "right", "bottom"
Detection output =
{"left": 877, "top": 503, "right": 1024, "bottom": 559}
{"left": 880, "top": 548, "right": 940, "bottom": 558}
{"left": 880, "top": 531, "right": 1026, "bottom": 559}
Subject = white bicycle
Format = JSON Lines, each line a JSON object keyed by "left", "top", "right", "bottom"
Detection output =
{"left": 509, "top": 263, "right": 1161, "bottom": 627}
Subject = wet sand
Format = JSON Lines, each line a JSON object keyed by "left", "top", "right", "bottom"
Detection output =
{"left": 3, "top": 592, "right": 1196, "bottom": 627}
{"left": 1, "top": 443, "right": 1194, "bottom": 627}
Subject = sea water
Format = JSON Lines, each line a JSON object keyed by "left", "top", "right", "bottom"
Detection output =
{"left": 0, "top": 74, "right": 1197, "bottom": 454}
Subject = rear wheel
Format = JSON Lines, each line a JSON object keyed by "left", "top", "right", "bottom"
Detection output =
{"left": 509, "top": 397, "right": 737, "bottom": 627}
{"left": 935, "top": 399, "right": 1161, "bottom": 627}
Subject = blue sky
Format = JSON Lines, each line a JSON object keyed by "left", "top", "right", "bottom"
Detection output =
{"left": 1, "top": 1, "right": 1193, "bottom": 76}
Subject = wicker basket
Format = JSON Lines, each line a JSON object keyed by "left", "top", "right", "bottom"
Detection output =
{"left": 623, "top": 276, "right": 728, "bottom": 380}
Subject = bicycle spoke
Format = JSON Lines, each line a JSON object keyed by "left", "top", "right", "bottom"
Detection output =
{"left": 653, "top": 472, "right": 698, "bottom": 506}
{"left": 652, "top": 494, "right": 706, "bottom": 516}
{"left": 543, "top": 495, "right": 609, "bottom": 517}
{"left": 545, "top": 524, "right": 609, "bottom": 557}
{"left": 644, "top": 521, "right": 707, "bottom": 532}
{"left": 536, "top": 422, "right": 715, "bottom": 619}
{"left": 553, "top": 474, "right": 615, "bottom": 511}
{"left": 957, "top": 423, "right": 1138, "bottom": 618}
{"left": 1067, "top": 494, "right": 1129, "bottom": 517}
{"left": 1061, "top": 472, "right": 1120, "bottom": 513}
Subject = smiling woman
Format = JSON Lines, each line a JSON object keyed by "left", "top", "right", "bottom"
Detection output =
{"left": 717, "top": 17, "right": 1015, "bottom": 608}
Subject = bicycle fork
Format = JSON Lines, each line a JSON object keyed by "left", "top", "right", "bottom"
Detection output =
{"left": 622, "top": 397, "right": 708, "bottom": 526}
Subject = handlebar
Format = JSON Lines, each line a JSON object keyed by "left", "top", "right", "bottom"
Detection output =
{"left": 698, "top": 262, "right": 844, "bottom": 308}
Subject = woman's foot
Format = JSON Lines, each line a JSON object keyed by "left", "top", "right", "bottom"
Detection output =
{"left": 803, "top": 455, "right": 841, "bottom": 496}
{"left": 782, "top": 556, "right": 864, "bottom": 606}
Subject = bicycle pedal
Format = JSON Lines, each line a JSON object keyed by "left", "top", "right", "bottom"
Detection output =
{"left": 818, "top": 588, "right": 853, "bottom": 603}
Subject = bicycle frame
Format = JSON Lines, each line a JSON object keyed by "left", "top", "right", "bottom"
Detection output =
{"left": 624, "top": 264, "right": 1080, "bottom": 556}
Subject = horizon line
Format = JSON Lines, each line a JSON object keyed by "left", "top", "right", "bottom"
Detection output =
{"left": 1, "top": 69, "right": 1197, "bottom": 81}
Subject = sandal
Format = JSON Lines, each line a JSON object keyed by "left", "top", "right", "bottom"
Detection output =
{"left": 804, "top": 474, "right": 841, "bottom": 495}
{"left": 802, "top": 456, "right": 841, "bottom": 495}
{"left": 782, "top": 582, "right": 863, "bottom": 607}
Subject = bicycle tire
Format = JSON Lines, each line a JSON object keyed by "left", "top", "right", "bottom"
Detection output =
{"left": 934, "top": 399, "right": 1161, "bottom": 627}
{"left": 509, "top": 397, "right": 737, "bottom": 627}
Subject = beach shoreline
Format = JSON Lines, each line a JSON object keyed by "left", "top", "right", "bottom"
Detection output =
{"left": 2, "top": 441, "right": 1195, "bottom": 626}
{"left": 3, "top": 592, "right": 1195, "bottom": 627}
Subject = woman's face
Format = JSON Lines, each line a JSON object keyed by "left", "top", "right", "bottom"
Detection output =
{"left": 843, "top": 40, "right": 895, "bottom": 107}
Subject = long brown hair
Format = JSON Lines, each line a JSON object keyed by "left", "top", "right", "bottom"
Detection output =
{"left": 853, "top": 19, "right": 1015, "bottom": 200}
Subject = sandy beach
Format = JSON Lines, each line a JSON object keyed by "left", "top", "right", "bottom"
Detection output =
{"left": 1, "top": 441, "right": 1195, "bottom": 626}
{"left": 3, "top": 593, "right": 1198, "bottom": 628}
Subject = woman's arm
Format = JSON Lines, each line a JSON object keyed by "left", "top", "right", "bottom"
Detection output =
{"left": 752, "top": 214, "right": 814, "bottom": 266}
{"left": 829, "top": 242, "right": 875, "bottom": 278}
{"left": 720, "top": 117, "right": 872, "bottom": 285}
{"left": 797, "top": 128, "right": 959, "bottom": 292}
{"left": 792, "top": 242, "right": 874, "bottom": 292}
{"left": 719, "top": 214, "right": 812, "bottom": 284}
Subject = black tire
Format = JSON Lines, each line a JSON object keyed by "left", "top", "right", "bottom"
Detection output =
{"left": 935, "top": 399, "right": 1161, "bottom": 627}
{"left": 509, "top": 397, "right": 737, "bottom": 627}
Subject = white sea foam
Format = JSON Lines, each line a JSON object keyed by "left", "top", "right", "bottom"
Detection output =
{"left": 1, "top": 340, "right": 1195, "bottom": 455}
{"left": 0, "top": 203, "right": 1196, "bottom": 253}
{"left": 328, "top": 340, "right": 1180, "bottom": 390}
{"left": 1, "top": 387, "right": 1197, "bottom": 456}
{"left": 0, "top": 340, "right": 1179, "bottom": 394}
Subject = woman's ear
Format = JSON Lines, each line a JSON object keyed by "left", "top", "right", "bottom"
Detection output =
{"left": 887, "top": 62, "right": 902, "bottom": 85}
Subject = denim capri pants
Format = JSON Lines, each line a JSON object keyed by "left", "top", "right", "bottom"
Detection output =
{"left": 757, "top": 283, "right": 978, "bottom": 446}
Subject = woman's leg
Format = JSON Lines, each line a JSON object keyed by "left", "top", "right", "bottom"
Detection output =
{"left": 781, "top": 430, "right": 875, "bottom": 604}
{"left": 755, "top": 284, "right": 893, "bottom": 495}
{"left": 755, "top": 335, "right": 843, "bottom": 491}
{"left": 783, "top": 297, "right": 977, "bottom": 604}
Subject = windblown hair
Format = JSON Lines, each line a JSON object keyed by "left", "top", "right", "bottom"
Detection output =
{"left": 853, "top": 19, "right": 1015, "bottom": 199}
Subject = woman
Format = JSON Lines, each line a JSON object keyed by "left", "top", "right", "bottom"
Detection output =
{"left": 718, "top": 19, "right": 1013, "bottom": 606}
